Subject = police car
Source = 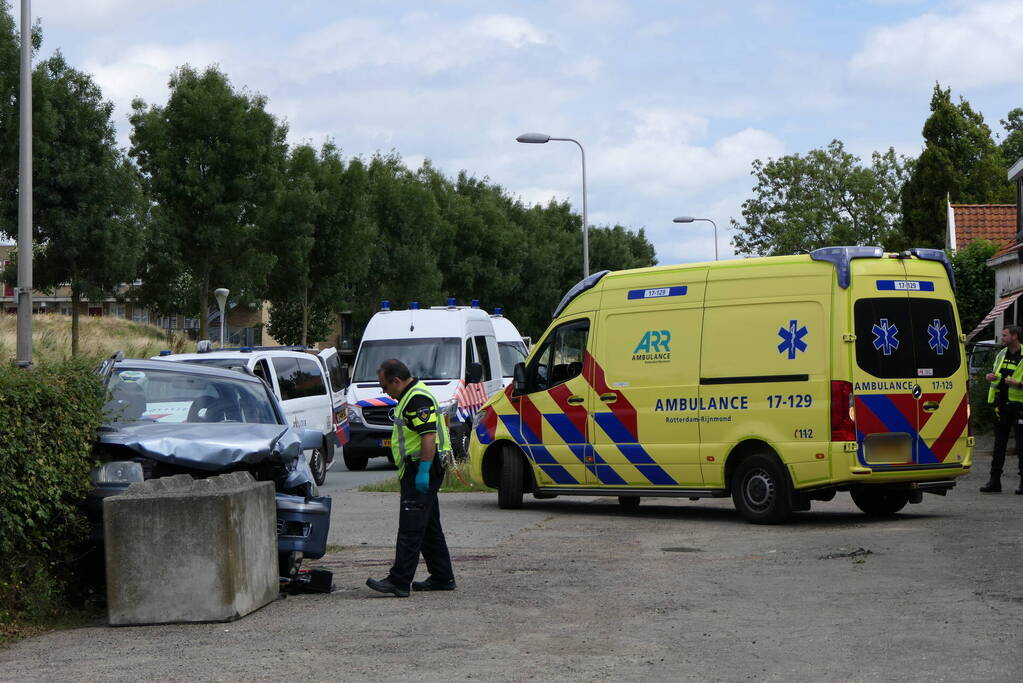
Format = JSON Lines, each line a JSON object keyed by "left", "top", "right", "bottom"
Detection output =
{"left": 344, "top": 299, "right": 505, "bottom": 470}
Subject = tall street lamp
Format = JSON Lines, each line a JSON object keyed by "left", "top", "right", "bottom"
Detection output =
{"left": 214, "top": 288, "right": 229, "bottom": 348}
{"left": 673, "top": 216, "right": 718, "bottom": 261}
{"left": 15, "top": 0, "right": 33, "bottom": 367}
{"left": 516, "top": 132, "right": 589, "bottom": 278}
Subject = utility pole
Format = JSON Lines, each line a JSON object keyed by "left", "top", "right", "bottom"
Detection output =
{"left": 14, "top": 0, "right": 32, "bottom": 368}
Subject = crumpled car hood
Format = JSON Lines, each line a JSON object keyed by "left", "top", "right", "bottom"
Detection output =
{"left": 97, "top": 422, "right": 300, "bottom": 471}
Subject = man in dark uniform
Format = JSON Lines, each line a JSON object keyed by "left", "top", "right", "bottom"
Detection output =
{"left": 982, "top": 325, "right": 1023, "bottom": 494}
{"left": 366, "top": 359, "right": 456, "bottom": 597}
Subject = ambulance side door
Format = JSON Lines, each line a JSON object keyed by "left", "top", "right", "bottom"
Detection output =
{"left": 591, "top": 301, "right": 703, "bottom": 487}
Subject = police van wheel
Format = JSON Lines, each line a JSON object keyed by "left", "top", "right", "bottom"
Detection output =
{"left": 850, "top": 488, "right": 911, "bottom": 517}
{"left": 618, "top": 496, "right": 640, "bottom": 510}
{"left": 309, "top": 448, "right": 327, "bottom": 486}
{"left": 498, "top": 449, "right": 525, "bottom": 509}
{"left": 343, "top": 449, "right": 369, "bottom": 471}
{"left": 452, "top": 422, "right": 471, "bottom": 462}
{"left": 731, "top": 454, "right": 792, "bottom": 524}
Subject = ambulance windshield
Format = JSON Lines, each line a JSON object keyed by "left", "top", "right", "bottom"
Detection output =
{"left": 353, "top": 338, "right": 461, "bottom": 382}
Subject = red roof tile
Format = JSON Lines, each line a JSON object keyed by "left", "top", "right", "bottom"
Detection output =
{"left": 952, "top": 204, "right": 1017, "bottom": 250}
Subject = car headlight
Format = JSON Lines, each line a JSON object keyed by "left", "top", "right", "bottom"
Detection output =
{"left": 91, "top": 461, "right": 144, "bottom": 485}
{"left": 348, "top": 405, "right": 364, "bottom": 425}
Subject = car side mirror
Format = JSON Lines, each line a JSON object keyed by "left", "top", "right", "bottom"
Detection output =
{"left": 301, "top": 429, "right": 324, "bottom": 451}
{"left": 466, "top": 361, "right": 484, "bottom": 384}
{"left": 513, "top": 362, "right": 527, "bottom": 395}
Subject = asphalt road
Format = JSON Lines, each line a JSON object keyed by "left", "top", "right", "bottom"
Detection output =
{"left": 319, "top": 450, "right": 396, "bottom": 496}
{"left": 3, "top": 459, "right": 1022, "bottom": 681}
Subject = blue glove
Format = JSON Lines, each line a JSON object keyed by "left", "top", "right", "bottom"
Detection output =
{"left": 415, "top": 460, "right": 432, "bottom": 493}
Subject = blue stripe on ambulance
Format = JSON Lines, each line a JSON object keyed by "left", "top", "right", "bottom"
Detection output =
{"left": 875, "top": 280, "right": 935, "bottom": 291}
{"left": 855, "top": 394, "right": 939, "bottom": 464}
{"left": 528, "top": 445, "right": 579, "bottom": 484}
{"left": 627, "top": 285, "right": 688, "bottom": 300}
{"left": 544, "top": 413, "right": 587, "bottom": 444}
{"left": 593, "top": 412, "right": 635, "bottom": 444}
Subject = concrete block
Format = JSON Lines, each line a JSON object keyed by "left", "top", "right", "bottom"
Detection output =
{"left": 104, "top": 471, "right": 279, "bottom": 626}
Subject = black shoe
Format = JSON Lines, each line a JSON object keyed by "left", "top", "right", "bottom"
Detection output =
{"left": 1015, "top": 478, "right": 1023, "bottom": 495}
{"left": 412, "top": 577, "right": 457, "bottom": 591}
{"left": 980, "top": 479, "right": 1001, "bottom": 493}
{"left": 366, "top": 577, "right": 409, "bottom": 597}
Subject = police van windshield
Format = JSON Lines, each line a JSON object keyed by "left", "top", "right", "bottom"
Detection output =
{"left": 498, "top": 341, "right": 528, "bottom": 377}
{"left": 854, "top": 298, "right": 961, "bottom": 379}
{"left": 353, "top": 338, "right": 461, "bottom": 382}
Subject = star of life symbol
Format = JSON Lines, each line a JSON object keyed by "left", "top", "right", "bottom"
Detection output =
{"left": 872, "top": 318, "right": 900, "bottom": 356}
{"left": 777, "top": 320, "right": 808, "bottom": 360}
{"left": 927, "top": 318, "right": 949, "bottom": 356}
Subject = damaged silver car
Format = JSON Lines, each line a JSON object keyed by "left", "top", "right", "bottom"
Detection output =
{"left": 88, "top": 354, "right": 331, "bottom": 577}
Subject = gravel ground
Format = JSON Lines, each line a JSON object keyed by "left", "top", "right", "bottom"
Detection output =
{"left": 2, "top": 459, "right": 1021, "bottom": 682}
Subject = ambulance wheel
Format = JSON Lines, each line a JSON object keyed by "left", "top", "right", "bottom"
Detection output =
{"left": 618, "top": 496, "right": 640, "bottom": 510}
{"left": 498, "top": 448, "right": 525, "bottom": 509}
{"left": 731, "top": 454, "right": 792, "bottom": 524}
{"left": 850, "top": 488, "right": 910, "bottom": 517}
{"left": 343, "top": 449, "right": 368, "bottom": 471}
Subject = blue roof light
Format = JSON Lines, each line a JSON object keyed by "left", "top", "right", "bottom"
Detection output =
{"left": 380, "top": 300, "right": 391, "bottom": 311}
{"left": 470, "top": 299, "right": 480, "bottom": 308}
{"left": 447, "top": 297, "right": 457, "bottom": 307}
{"left": 410, "top": 301, "right": 420, "bottom": 310}
{"left": 493, "top": 307, "right": 503, "bottom": 316}
{"left": 158, "top": 349, "right": 172, "bottom": 357}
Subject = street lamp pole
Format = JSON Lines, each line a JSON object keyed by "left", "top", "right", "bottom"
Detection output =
{"left": 516, "top": 132, "right": 589, "bottom": 278}
{"left": 15, "top": 0, "right": 32, "bottom": 367}
{"left": 214, "top": 288, "right": 229, "bottom": 348}
{"left": 673, "top": 216, "right": 718, "bottom": 261}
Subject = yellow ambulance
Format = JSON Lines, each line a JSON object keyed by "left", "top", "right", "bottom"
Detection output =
{"left": 468, "top": 247, "right": 972, "bottom": 523}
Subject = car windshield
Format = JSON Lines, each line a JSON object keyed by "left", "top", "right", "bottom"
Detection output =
{"left": 353, "top": 338, "right": 461, "bottom": 382}
{"left": 103, "top": 368, "right": 279, "bottom": 424}
{"left": 498, "top": 341, "right": 528, "bottom": 377}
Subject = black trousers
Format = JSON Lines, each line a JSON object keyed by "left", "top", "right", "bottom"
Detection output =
{"left": 387, "top": 463, "right": 454, "bottom": 590}
{"left": 991, "top": 402, "right": 1023, "bottom": 477}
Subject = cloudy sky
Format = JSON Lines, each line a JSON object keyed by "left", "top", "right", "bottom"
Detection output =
{"left": 22, "top": 0, "right": 1023, "bottom": 263}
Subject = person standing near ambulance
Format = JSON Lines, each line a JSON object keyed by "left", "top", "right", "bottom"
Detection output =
{"left": 982, "top": 325, "right": 1023, "bottom": 494}
{"left": 366, "top": 359, "right": 456, "bottom": 597}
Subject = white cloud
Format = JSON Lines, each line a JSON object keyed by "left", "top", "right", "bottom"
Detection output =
{"left": 293, "top": 13, "right": 546, "bottom": 78}
{"left": 849, "top": 1, "right": 1023, "bottom": 89}
{"left": 595, "top": 106, "right": 785, "bottom": 199}
{"left": 560, "top": 55, "right": 602, "bottom": 81}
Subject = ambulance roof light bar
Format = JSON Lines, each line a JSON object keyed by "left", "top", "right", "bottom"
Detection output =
{"left": 552, "top": 270, "right": 611, "bottom": 318}
{"left": 809, "top": 246, "right": 883, "bottom": 289}
{"left": 909, "top": 248, "right": 956, "bottom": 291}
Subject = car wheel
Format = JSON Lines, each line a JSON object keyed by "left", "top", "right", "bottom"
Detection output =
{"left": 618, "top": 496, "right": 640, "bottom": 510}
{"left": 850, "top": 488, "right": 911, "bottom": 517}
{"left": 731, "top": 453, "right": 792, "bottom": 524}
{"left": 343, "top": 449, "right": 369, "bottom": 471}
{"left": 451, "top": 421, "right": 471, "bottom": 462}
{"left": 309, "top": 447, "right": 327, "bottom": 486}
{"left": 498, "top": 447, "right": 525, "bottom": 510}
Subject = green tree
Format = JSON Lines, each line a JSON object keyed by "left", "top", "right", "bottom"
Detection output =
{"left": 901, "top": 84, "right": 1014, "bottom": 249}
{"left": 589, "top": 224, "right": 657, "bottom": 272}
{"left": 731, "top": 140, "right": 908, "bottom": 257}
{"left": 129, "top": 65, "right": 287, "bottom": 339}
{"left": 1000, "top": 107, "right": 1023, "bottom": 169}
{"left": 266, "top": 143, "right": 374, "bottom": 346}
{"left": 29, "top": 53, "right": 145, "bottom": 356}
{"left": 949, "top": 239, "right": 998, "bottom": 337}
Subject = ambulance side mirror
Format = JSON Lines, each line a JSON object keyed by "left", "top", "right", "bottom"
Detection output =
{"left": 513, "top": 362, "right": 527, "bottom": 395}
{"left": 466, "top": 362, "right": 484, "bottom": 384}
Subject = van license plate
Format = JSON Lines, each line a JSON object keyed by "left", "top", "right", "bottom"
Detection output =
{"left": 379, "top": 439, "right": 391, "bottom": 447}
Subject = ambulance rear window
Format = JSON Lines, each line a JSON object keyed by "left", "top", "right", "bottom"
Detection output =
{"left": 853, "top": 298, "right": 960, "bottom": 379}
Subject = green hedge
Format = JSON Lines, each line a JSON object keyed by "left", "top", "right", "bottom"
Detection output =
{"left": 0, "top": 360, "right": 103, "bottom": 629}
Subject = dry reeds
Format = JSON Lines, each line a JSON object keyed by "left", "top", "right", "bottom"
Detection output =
{"left": 0, "top": 314, "right": 191, "bottom": 364}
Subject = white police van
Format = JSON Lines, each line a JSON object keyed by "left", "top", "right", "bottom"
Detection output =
{"left": 344, "top": 299, "right": 504, "bottom": 470}
{"left": 155, "top": 346, "right": 350, "bottom": 486}
{"left": 491, "top": 308, "right": 528, "bottom": 388}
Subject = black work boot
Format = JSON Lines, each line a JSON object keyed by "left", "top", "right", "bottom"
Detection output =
{"left": 1015, "top": 477, "right": 1023, "bottom": 495}
{"left": 980, "top": 477, "right": 1001, "bottom": 493}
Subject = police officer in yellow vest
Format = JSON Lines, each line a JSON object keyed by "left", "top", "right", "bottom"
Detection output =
{"left": 366, "top": 359, "right": 456, "bottom": 597}
{"left": 982, "top": 325, "right": 1023, "bottom": 494}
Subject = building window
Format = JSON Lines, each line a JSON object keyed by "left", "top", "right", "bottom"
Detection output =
{"left": 88, "top": 306, "right": 102, "bottom": 317}
{"left": 111, "top": 304, "right": 126, "bottom": 319}
{"left": 132, "top": 308, "right": 149, "bottom": 324}
{"left": 184, "top": 317, "right": 199, "bottom": 330}
{"left": 60, "top": 305, "right": 72, "bottom": 316}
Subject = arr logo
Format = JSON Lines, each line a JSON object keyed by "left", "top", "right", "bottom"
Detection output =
{"left": 633, "top": 330, "right": 672, "bottom": 363}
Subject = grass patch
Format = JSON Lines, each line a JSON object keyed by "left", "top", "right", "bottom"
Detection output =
{"left": 324, "top": 544, "right": 346, "bottom": 554}
{"left": 0, "top": 314, "right": 191, "bottom": 364}
{"left": 358, "top": 462, "right": 491, "bottom": 493}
